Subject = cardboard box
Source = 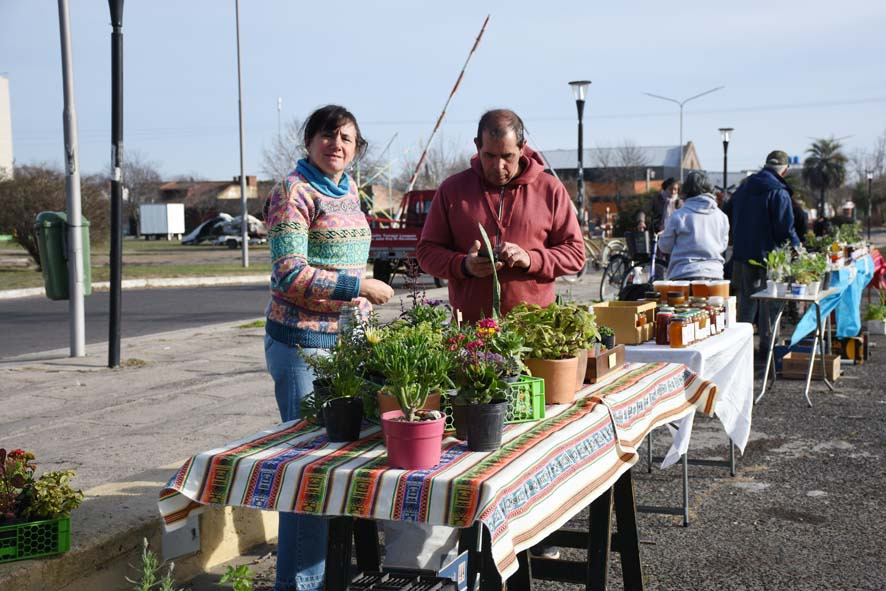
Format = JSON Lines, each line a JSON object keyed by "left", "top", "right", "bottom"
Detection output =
{"left": 592, "top": 301, "right": 656, "bottom": 345}
{"left": 586, "top": 344, "right": 626, "bottom": 383}
{"left": 780, "top": 351, "right": 840, "bottom": 381}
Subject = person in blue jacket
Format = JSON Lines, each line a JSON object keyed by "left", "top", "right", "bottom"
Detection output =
{"left": 724, "top": 150, "right": 800, "bottom": 356}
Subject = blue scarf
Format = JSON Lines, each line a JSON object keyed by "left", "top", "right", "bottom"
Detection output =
{"left": 296, "top": 158, "right": 350, "bottom": 198}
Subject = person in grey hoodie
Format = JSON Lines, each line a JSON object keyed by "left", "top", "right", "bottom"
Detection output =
{"left": 657, "top": 171, "right": 730, "bottom": 280}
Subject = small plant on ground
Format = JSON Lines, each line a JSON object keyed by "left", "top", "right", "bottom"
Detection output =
{"left": 220, "top": 564, "right": 255, "bottom": 591}
{"left": 126, "top": 538, "right": 185, "bottom": 591}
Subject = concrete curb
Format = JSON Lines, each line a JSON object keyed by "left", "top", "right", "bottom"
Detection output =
{"left": 0, "top": 275, "right": 268, "bottom": 300}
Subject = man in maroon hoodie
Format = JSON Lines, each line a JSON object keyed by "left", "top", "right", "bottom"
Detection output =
{"left": 417, "top": 109, "right": 585, "bottom": 322}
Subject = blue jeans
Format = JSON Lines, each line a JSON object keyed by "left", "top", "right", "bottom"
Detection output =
{"left": 264, "top": 334, "right": 328, "bottom": 591}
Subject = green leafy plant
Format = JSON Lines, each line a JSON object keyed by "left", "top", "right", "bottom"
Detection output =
{"left": 864, "top": 292, "right": 886, "bottom": 321}
{"left": 219, "top": 564, "right": 255, "bottom": 591}
{"left": 447, "top": 318, "right": 510, "bottom": 405}
{"left": 598, "top": 325, "right": 614, "bottom": 338}
{"left": 126, "top": 538, "right": 185, "bottom": 591}
{"left": 834, "top": 222, "right": 862, "bottom": 244}
{"left": 504, "top": 301, "right": 599, "bottom": 360}
{"left": 750, "top": 243, "right": 791, "bottom": 282}
{"left": 371, "top": 322, "right": 453, "bottom": 421}
{"left": 477, "top": 223, "right": 501, "bottom": 318}
{"left": 0, "top": 448, "right": 83, "bottom": 524}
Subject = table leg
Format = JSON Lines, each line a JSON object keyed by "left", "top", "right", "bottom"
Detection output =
{"left": 506, "top": 550, "right": 533, "bottom": 591}
{"left": 587, "top": 484, "right": 613, "bottom": 591}
{"left": 612, "top": 470, "right": 645, "bottom": 591}
{"left": 729, "top": 439, "right": 736, "bottom": 477}
{"left": 353, "top": 519, "right": 380, "bottom": 573}
{"left": 645, "top": 432, "right": 652, "bottom": 474}
{"left": 459, "top": 523, "right": 482, "bottom": 591}
{"left": 325, "top": 517, "right": 354, "bottom": 591}
{"left": 681, "top": 454, "right": 689, "bottom": 527}
{"left": 802, "top": 330, "right": 819, "bottom": 408}
{"left": 756, "top": 302, "right": 784, "bottom": 404}
{"left": 480, "top": 524, "right": 503, "bottom": 589}
{"left": 816, "top": 303, "right": 835, "bottom": 393}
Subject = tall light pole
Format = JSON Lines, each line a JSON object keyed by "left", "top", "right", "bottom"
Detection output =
{"left": 234, "top": 0, "right": 249, "bottom": 267}
{"left": 569, "top": 80, "right": 591, "bottom": 228}
{"left": 57, "top": 0, "right": 86, "bottom": 358}
{"left": 107, "top": 0, "right": 124, "bottom": 367}
{"left": 644, "top": 86, "right": 724, "bottom": 183}
{"left": 867, "top": 170, "right": 874, "bottom": 242}
{"left": 719, "top": 127, "right": 733, "bottom": 205}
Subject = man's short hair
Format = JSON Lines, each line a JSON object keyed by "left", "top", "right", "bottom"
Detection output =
{"left": 476, "top": 109, "right": 525, "bottom": 148}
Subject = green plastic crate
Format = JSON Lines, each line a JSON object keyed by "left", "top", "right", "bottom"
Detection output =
{"left": 443, "top": 375, "right": 545, "bottom": 431}
{"left": 0, "top": 516, "right": 70, "bottom": 564}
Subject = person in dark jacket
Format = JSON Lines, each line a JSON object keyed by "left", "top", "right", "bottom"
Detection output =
{"left": 724, "top": 150, "right": 800, "bottom": 355}
{"left": 792, "top": 196, "right": 809, "bottom": 245}
{"left": 651, "top": 177, "right": 682, "bottom": 233}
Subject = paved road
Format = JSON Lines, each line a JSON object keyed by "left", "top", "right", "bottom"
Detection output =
{"left": 0, "top": 285, "right": 271, "bottom": 359}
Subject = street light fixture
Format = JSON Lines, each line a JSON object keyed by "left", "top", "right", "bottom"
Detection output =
{"left": 569, "top": 80, "right": 591, "bottom": 227}
{"left": 719, "top": 127, "right": 734, "bottom": 204}
{"left": 644, "top": 86, "right": 724, "bottom": 183}
{"left": 867, "top": 170, "right": 874, "bottom": 241}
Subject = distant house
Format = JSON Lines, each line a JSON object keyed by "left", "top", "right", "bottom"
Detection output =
{"left": 540, "top": 143, "right": 702, "bottom": 218}
{"left": 158, "top": 176, "right": 262, "bottom": 231}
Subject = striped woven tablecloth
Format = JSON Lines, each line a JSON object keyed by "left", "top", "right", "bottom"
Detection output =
{"left": 159, "top": 362, "right": 716, "bottom": 579}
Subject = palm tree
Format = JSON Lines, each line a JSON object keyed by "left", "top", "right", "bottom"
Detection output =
{"left": 802, "top": 137, "right": 847, "bottom": 218}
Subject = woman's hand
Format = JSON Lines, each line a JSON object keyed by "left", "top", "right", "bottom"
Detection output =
{"left": 360, "top": 278, "right": 395, "bottom": 305}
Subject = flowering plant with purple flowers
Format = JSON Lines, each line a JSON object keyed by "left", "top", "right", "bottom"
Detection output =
{"left": 448, "top": 319, "right": 511, "bottom": 405}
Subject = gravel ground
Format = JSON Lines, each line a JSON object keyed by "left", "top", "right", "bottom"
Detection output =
{"left": 188, "top": 330, "right": 885, "bottom": 591}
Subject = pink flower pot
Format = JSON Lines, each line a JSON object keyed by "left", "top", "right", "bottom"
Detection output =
{"left": 381, "top": 410, "right": 446, "bottom": 470}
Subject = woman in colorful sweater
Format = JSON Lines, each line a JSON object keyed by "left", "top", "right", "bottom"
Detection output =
{"left": 263, "top": 105, "right": 393, "bottom": 591}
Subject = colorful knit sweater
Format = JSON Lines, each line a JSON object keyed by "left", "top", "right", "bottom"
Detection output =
{"left": 264, "top": 165, "right": 371, "bottom": 348}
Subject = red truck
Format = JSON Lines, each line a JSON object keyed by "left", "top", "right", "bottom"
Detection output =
{"left": 367, "top": 190, "right": 447, "bottom": 287}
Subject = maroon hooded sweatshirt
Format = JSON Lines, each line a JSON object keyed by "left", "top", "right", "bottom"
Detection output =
{"left": 416, "top": 146, "right": 585, "bottom": 321}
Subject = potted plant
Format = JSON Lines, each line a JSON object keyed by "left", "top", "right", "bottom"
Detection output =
{"left": 559, "top": 301, "right": 600, "bottom": 391}
{"left": 300, "top": 322, "right": 372, "bottom": 442}
{"left": 598, "top": 325, "right": 616, "bottom": 350}
{"left": 505, "top": 302, "right": 597, "bottom": 404}
{"left": 447, "top": 318, "right": 512, "bottom": 449}
{"left": 372, "top": 325, "right": 450, "bottom": 469}
{"left": 0, "top": 448, "right": 83, "bottom": 564}
{"left": 751, "top": 243, "right": 790, "bottom": 296}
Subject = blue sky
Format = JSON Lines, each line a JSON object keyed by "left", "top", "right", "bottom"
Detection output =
{"left": 2, "top": 0, "right": 885, "bottom": 182}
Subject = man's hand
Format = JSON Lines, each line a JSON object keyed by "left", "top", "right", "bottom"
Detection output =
{"left": 496, "top": 241, "right": 531, "bottom": 270}
{"left": 465, "top": 240, "right": 503, "bottom": 278}
{"left": 359, "top": 278, "right": 395, "bottom": 305}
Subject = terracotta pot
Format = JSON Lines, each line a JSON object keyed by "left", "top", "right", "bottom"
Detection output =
{"left": 525, "top": 356, "right": 580, "bottom": 405}
{"left": 382, "top": 410, "right": 446, "bottom": 470}
{"left": 377, "top": 392, "right": 441, "bottom": 416}
{"left": 574, "top": 349, "right": 588, "bottom": 391}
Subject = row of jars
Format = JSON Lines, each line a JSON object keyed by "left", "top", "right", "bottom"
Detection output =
{"left": 653, "top": 296, "right": 727, "bottom": 348}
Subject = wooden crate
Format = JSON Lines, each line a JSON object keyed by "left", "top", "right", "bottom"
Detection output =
{"left": 591, "top": 301, "right": 656, "bottom": 345}
{"left": 586, "top": 344, "right": 626, "bottom": 384}
{"left": 780, "top": 351, "right": 840, "bottom": 381}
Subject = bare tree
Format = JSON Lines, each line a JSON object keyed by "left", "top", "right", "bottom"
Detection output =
{"left": 261, "top": 117, "right": 303, "bottom": 182}
{"left": 0, "top": 165, "right": 110, "bottom": 267}
{"left": 393, "top": 137, "right": 471, "bottom": 192}
{"left": 123, "top": 150, "right": 162, "bottom": 236}
{"left": 592, "top": 140, "right": 648, "bottom": 203}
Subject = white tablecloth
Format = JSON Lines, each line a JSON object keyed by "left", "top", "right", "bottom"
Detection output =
{"left": 624, "top": 322, "right": 754, "bottom": 468}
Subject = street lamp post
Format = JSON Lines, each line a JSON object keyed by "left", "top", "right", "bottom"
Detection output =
{"left": 867, "top": 171, "right": 874, "bottom": 242}
{"left": 644, "top": 86, "right": 724, "bottom": 183}
{"left": 108, "top": 0, "right": 124, "bottom": 367}
{"left": 719, "top": 127, "right": 733, "bottom": 205}
{"left": 569, "top": 80, "right": 591, "bottom": 228}
{"left": 234, "top": 0, "right": 249, "bottom": 267}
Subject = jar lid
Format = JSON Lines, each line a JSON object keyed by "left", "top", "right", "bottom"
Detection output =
{"left": 708, "top": 296, "right": 725, "bottom": 305}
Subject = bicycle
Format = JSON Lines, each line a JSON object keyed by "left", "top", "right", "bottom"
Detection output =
{"left": 561, "top": 234, "right": 626, "bottom": 283}
{"left": 599, "top": 230, "right": 667, "bottom": 300}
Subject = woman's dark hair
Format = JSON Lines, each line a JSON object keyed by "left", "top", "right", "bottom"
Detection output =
{"left": 661, "top": 177, "right": 677, "bottom": 192}
{"left": 683, "top": 171, "right": 713, "bottom": 198}
{"left": 303, "top": 104, "right": 368, "bottom": 159}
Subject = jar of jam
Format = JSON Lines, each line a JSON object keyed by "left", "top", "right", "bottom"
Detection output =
{"left": 656, "top": 307, "right": 674, "bottom": 345}
{"left": 667, "top": 291, "right": 686, "bottom": 306}
{"left": 669, "top": 315, "right": 689, "bottom": 348}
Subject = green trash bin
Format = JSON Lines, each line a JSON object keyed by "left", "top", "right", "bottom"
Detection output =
{"left": 33, "top": 212, "right": 92, "bottom": 301}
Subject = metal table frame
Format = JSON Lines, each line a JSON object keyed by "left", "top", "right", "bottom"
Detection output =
{"left": 752, "top": 287, "right": 840, "bottom": 407}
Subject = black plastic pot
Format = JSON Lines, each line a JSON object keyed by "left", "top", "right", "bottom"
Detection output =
{"left": 466, "top": 400, "right": 507, "bottom": 452}
{"left": 601, "top": 334, "right": 615, "bottom": 350}
{"left": 822, "top": 271, "right": 832, "bottom": 291}
{"left": 452, "top": 404, "right": 469, "bottom": 440}
{"left": 323, "top": 397, "right": 364, "bottom": 442}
